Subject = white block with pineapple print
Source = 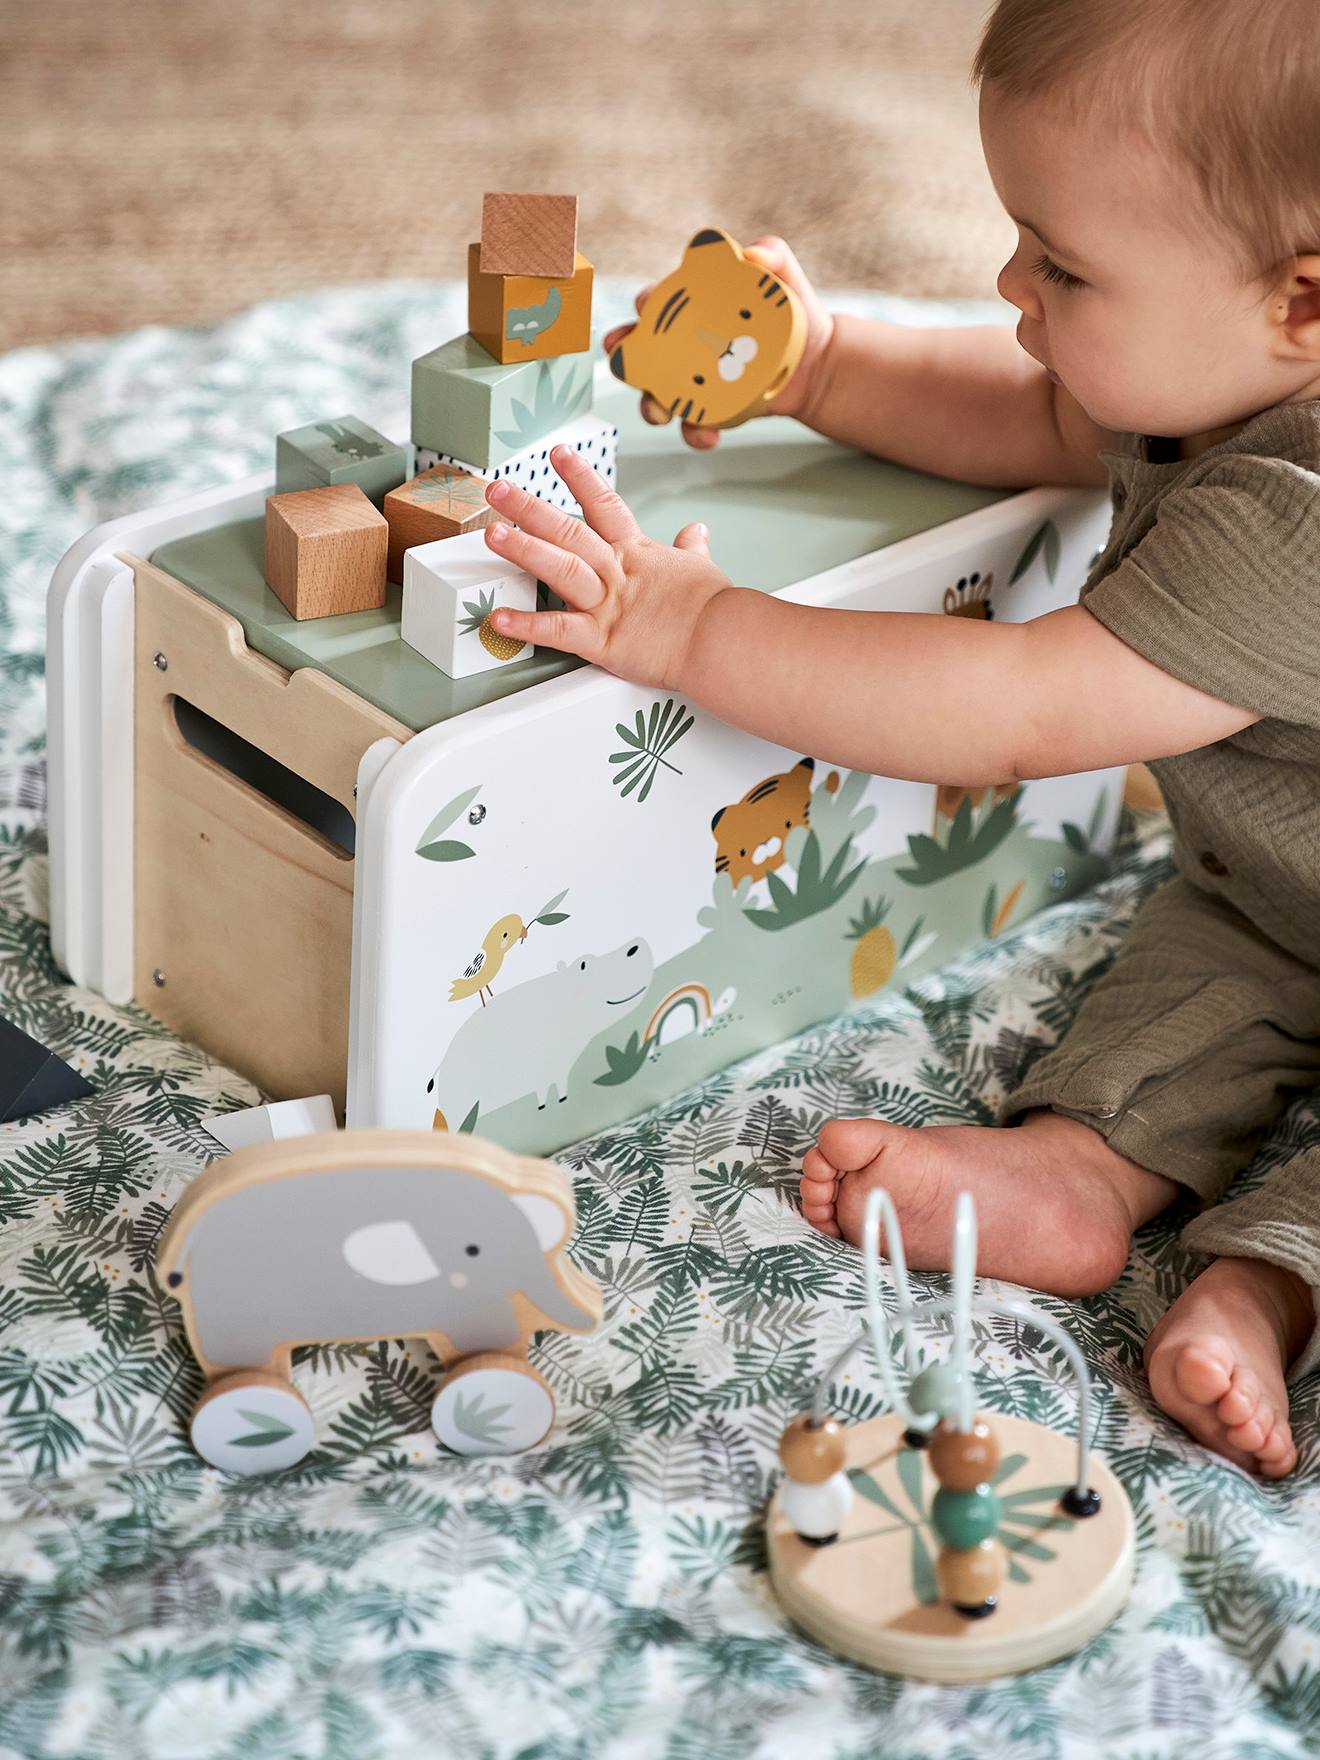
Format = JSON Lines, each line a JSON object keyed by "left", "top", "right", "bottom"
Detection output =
{"left": 401, "top": 533, "right": 537, "bottom": 677}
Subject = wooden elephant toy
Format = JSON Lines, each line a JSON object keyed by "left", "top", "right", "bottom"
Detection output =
{"left": 157, "top": 1128, "right": 601, "bottom": 1473}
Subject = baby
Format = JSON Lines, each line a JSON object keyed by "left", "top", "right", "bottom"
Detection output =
{"left": 477, "top": 0, "right": 1320, "bottom": 1476}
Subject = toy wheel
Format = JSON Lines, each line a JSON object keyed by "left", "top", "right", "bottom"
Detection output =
{"left": 431, "top": 1353, "right": 556, "bottom": 1456}
{"left": 190, "top": 1371, "right": 316, "bottom": 1475}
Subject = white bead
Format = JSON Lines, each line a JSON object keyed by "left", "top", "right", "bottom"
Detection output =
{"left": 782, "top": 1471, "right": 853, "bottom": 1540}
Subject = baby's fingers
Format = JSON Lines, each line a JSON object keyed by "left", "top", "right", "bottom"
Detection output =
{"left": 550, "top": 446, "right": 642, "bottom": 545}
{"left": 489, "top": 603, "right": 602, "bottom": 662}
{"left": 486, "top": 521, "right": 605, "bottom": 610}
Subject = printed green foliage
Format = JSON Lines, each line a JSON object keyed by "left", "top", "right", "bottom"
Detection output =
{"left": 458, "top": 590, "right": 497, "bottom": 637}
{"left": 530, "top": 887, "right": 570, "bottom": 928}
{"left": 407, "top": 470, "right": 489, "bottom": 514}
{"left": 450, "top": 1389, "right": 512, "bottom": 1447}
{"left": 506, "top": 285, "right": 562, "bottom": 346}
{"left": 743, "top": 768, "right": 874, "bottom": 931}
{"left": 1061, "top": 787, "right": 1111, "bottom": 857}
{"left": 494, "top": 360, "right": 589, "bottom": 447}
{"left": 1009, "top": 518, "right": 1061, "bottom": 584}
{"left": 229, "top": 1407, "right": 298, "bottom": 1449}
{"left": 595, "top": 1029, "right": 653, "bottom": 1087}
{"left": 609, "top": 697, "right": 695, "bottom": 804}
{"left": 897, "top": 788, "right": 1022, "bottom": 885}
{"left": 415, "top": 784, "right": 483, "bottom": 862}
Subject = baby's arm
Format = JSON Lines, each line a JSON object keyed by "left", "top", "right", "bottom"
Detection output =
{"left": 484, "top": 452, "right": 1258, "bottom": 786}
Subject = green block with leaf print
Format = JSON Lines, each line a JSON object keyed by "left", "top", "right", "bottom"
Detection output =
{"left": 275, "top": 415, "right": 413, "bottom": 510}
{"left": 411, "top": 334, "right": 593, "bottom": 470}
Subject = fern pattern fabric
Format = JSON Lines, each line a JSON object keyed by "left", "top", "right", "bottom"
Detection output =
{"left": 3, "top": 285, "right": 1320, "bottom": 1760}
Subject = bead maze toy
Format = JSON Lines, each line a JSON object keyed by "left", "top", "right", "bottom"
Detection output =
{"left": 158, "top": 1127, "right": 601, "bottom": 1473}
{"left": 768, "top": 1191, "right": 1134, "bottom": 1681}
{"left": 48, "top": 191, "right": 1124, "bottom": 1151}
{"left": 608, "top": 227, "right": 808, "bottom": 429}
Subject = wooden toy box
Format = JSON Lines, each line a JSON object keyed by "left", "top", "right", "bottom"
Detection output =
{"left": 48, "top": 381, "right": 1118, "bottom": 1155}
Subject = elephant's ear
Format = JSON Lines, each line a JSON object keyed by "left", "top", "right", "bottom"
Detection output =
{"left": 343, "top": 1220, "right": 441, "bottom": 1285}
{"left": 514, "top": 1191, "right": 567, "bottom": 1251}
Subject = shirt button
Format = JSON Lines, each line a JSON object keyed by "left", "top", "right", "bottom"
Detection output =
{"left": 1200, "top": 849, "right": 1229, "bottom": 877}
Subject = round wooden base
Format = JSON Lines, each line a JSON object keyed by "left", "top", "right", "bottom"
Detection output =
{"left": 768, "top": 1412, "right": 1133, "bottom": 1682}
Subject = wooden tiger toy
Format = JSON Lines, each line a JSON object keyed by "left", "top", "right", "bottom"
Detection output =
{"left": 609, "top": 228, "right": 808, "bottom": 429}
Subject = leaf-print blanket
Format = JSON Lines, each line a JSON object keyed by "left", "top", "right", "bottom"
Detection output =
{"left": 2, "top": 284, "right": 1319, "bottom": 1760}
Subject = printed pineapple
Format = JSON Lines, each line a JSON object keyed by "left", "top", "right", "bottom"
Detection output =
{"left": 460, "top": 589, "right": 525, "bottom": 661}
{"left": 845, "top": 894, "right": 896, "bottom": 997}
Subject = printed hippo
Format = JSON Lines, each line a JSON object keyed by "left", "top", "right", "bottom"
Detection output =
{"left": 429, "top": 936, "right": 653, "bottom": 1130}
{"left": 157, "top": 1131, "right": 599, "bottom": 1377}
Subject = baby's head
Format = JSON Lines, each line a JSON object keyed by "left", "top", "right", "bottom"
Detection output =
{"left": 975, "top": 0, "right": 1320, "bottom": 437}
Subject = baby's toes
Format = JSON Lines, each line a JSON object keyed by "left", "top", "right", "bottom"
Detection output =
{"left": 1257, "top": 1420, "right": 1298, "bottom": 1477}
{"left": 1225, "top": 1395, "right": 1273, "bottom": 1454}
{"left": 1216, "top": 1364, "right": 1261, "bottom": 1429}
{"left": 801, "top": 1146, "right": 839, "bottom": 1187}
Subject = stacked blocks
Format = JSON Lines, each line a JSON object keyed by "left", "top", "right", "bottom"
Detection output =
{"left": 480, "top": 192, "right": 578, "bottom": 277}
{"left": 467, "top": 244, "right": 594, "bottom": 365}
{"left": 384, "top": 464, "right": 496, "bottom": 582}
{"left": 275, "top": 416, "right": 412, "bottom": 511}
{"left": 929, "top": 1416, "right": 1007, "bottom": 1618}
{"left": 417, "top": 413, "right": 618, "bottom": 517}
{"left": 401, "top": 532, "right": 538, "bottom": 679}
{"left": 264, "top": 485, "right": 388, "bottom": 621}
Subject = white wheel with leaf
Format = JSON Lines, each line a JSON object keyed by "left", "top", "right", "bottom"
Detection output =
{"left": 431, "top": 1354, "right": 556, "bottom": 1456}
{"left": 190, "top": 1371, "right": 316, "bottom": 1475}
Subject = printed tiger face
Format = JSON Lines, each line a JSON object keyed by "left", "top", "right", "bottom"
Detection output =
{"left": 609, "top": 229, "right": 808, "bottom": 430}
{"left": 712, "top": 758, "right": 816, "bottom": 885}
{"left": 942, "top": 570, "right": 995, "bottom": 620}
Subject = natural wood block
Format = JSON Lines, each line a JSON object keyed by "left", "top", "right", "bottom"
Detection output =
{"left": 480, "top": 192, "right": 579, "bottom": 278}
{"left": 384, "top": 465, "right": 496, "bottom": 583}
{"left": 467, "top": 244, "right": 593, "bottom": 365}
{"left": 264, "top": 484, "right": 388, "bottom": 621}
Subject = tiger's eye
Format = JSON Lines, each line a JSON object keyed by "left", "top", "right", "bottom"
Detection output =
{"left": 693, "top": 374, "right": 705, "bottom": 385}
{"left": 739, "top": 308, "right": 751, "bottom": 319}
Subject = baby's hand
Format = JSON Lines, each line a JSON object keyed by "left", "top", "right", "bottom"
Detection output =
{"left": 601, "top": 236, "right": 835, "bottom": 452}
{"left": 482, "top": 448, "right": 732, "bottom": 689}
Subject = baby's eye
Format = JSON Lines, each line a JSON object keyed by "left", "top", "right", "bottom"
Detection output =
{"left": 1031, "top": 252, "right": 1085, "bottom": 291}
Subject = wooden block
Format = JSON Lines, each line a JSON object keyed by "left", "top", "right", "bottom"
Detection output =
{"left": 411, "top": 335, "right": 593, "bottom": 469}
{"left": 275, "top": 416, "right": 412, "bottom": 510}
{"left": 384, "top": 465, "right": 496, "bottom": 582}
{"left": 264, "top": 485, "right": 388, "bottom": 621}
{"left": 608, "top": 227, "right": 807, "bottom": 429}
{"left": 480, "top": 192, "right": 579, "bottom": 278}
{"left": 401, "top": 532, "right": 537, "bottom": 678}
{"left": 417, "top": 412, "right": 618, "bottom": 516}
{"left": 467, "top": 244, "right": 593, "bottom": 365}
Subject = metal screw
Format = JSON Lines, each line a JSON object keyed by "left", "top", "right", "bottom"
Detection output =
{"left": 468, "top": 804, "right": 486, "bottom": 825}
{"left": 152, "top": 969, "right": 167, "bottom": 987}
{"left": 1049, "top": 867, "right": 1068, "bottom": 890}
{"left": 153, "top": 652, "right": 168, "bottom": 672}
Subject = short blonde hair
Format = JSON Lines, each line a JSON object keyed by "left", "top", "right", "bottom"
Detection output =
{"left": 973, "top": 0, "right": 1320, "bottom": 283}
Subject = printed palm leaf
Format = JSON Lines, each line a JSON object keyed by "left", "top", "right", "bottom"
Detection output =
{"left": 407, "top": 468, "right": 490, "bottom": 514}
{"left": 595, "top": 1029, "right": 653, "bottom": 1087}
{"left": 493, "top": 360, "right": 589, "bottom": 447}
{"left": 531, "top": 887, "right": 570, "bottom": 927}
{"left": 743, "top": 830, "right": 866, "bottom": 931}
{"left": 608, "top": 698, "right": 695, "bottom": 804}
{"left": 1008, "top": 518, "right": 1061, "bottom": 584}
{"left": 897, "top": 788, "right": 1022, "bottom": 885}
{"left": 451, "top": 1389, "right": 513, "bottom": 1447}
{"left": 229, "top": 1407, "right": 298, "bottom": 1449}
{"left": 1060, "top": 786, "right": 1111, "bottom": 857}
{"left": 415, "top": 784, "right": 483, "bottom": 862}
{"left": 459, "top": 590, "right": 497, "bottom": 636}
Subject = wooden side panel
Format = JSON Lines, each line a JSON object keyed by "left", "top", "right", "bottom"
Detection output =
{"left": 131, "top": 559, "right": 409, "bottom": 1112}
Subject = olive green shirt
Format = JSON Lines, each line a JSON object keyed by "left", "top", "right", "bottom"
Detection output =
{"left": 1079, "top": 398, "right": 1320, "bottom": 969}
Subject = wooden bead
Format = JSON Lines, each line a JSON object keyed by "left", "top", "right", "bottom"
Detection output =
{"left": 929, "top": 1416, "right": 1000, "bottom": 1491}
{"left": 779, "top": 1415, "right": 847, "bottom": 1484}
{"left": 937, "top": 1537, "right": 1006, "bottom": 1611}
{"left": 931, "top": 1483, "right": 1001, "bottom": 1549}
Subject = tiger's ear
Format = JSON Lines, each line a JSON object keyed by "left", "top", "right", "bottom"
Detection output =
{"left": 796, "top": 757, "right": 815, "bottom": 773}
{"left": 684, "top": 227, "right": 737, "bottom": 259}
{"left": 711, "top": 806, "right": 726, "bottom": 830}
{"left": 609, "top": 343, "right": 627, "bottom": 381}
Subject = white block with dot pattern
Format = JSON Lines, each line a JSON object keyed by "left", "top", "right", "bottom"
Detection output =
{"left": 417, "top": 413, "right": 618, "bottom": 516}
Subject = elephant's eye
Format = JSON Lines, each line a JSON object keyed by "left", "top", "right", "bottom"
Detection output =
{"left": 465, "top": 1244, "right": 480, "bottom": 1257}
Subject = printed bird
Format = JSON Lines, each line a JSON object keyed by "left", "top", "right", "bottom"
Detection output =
{"left": 449, "top": 913, "right": 528, "bottom": 1005}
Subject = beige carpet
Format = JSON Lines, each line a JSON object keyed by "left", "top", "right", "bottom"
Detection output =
{"left": 0, "top": 0, "right": 1014, "bottom": 349}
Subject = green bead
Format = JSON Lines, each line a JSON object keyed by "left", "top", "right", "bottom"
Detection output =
{"left": 931, "top": 1484, "right": 1001, "bottom": 1549}
{"left": 909, "top": 1364, "right": 963, "bottom": 1420}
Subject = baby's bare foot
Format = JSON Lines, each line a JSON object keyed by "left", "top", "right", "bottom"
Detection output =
{"left": 1145, "top": 1256, "right": 1313, "bottom": 1477}
{"left": 798, "top": 1108, "right": 1175, "bottom": 1296}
